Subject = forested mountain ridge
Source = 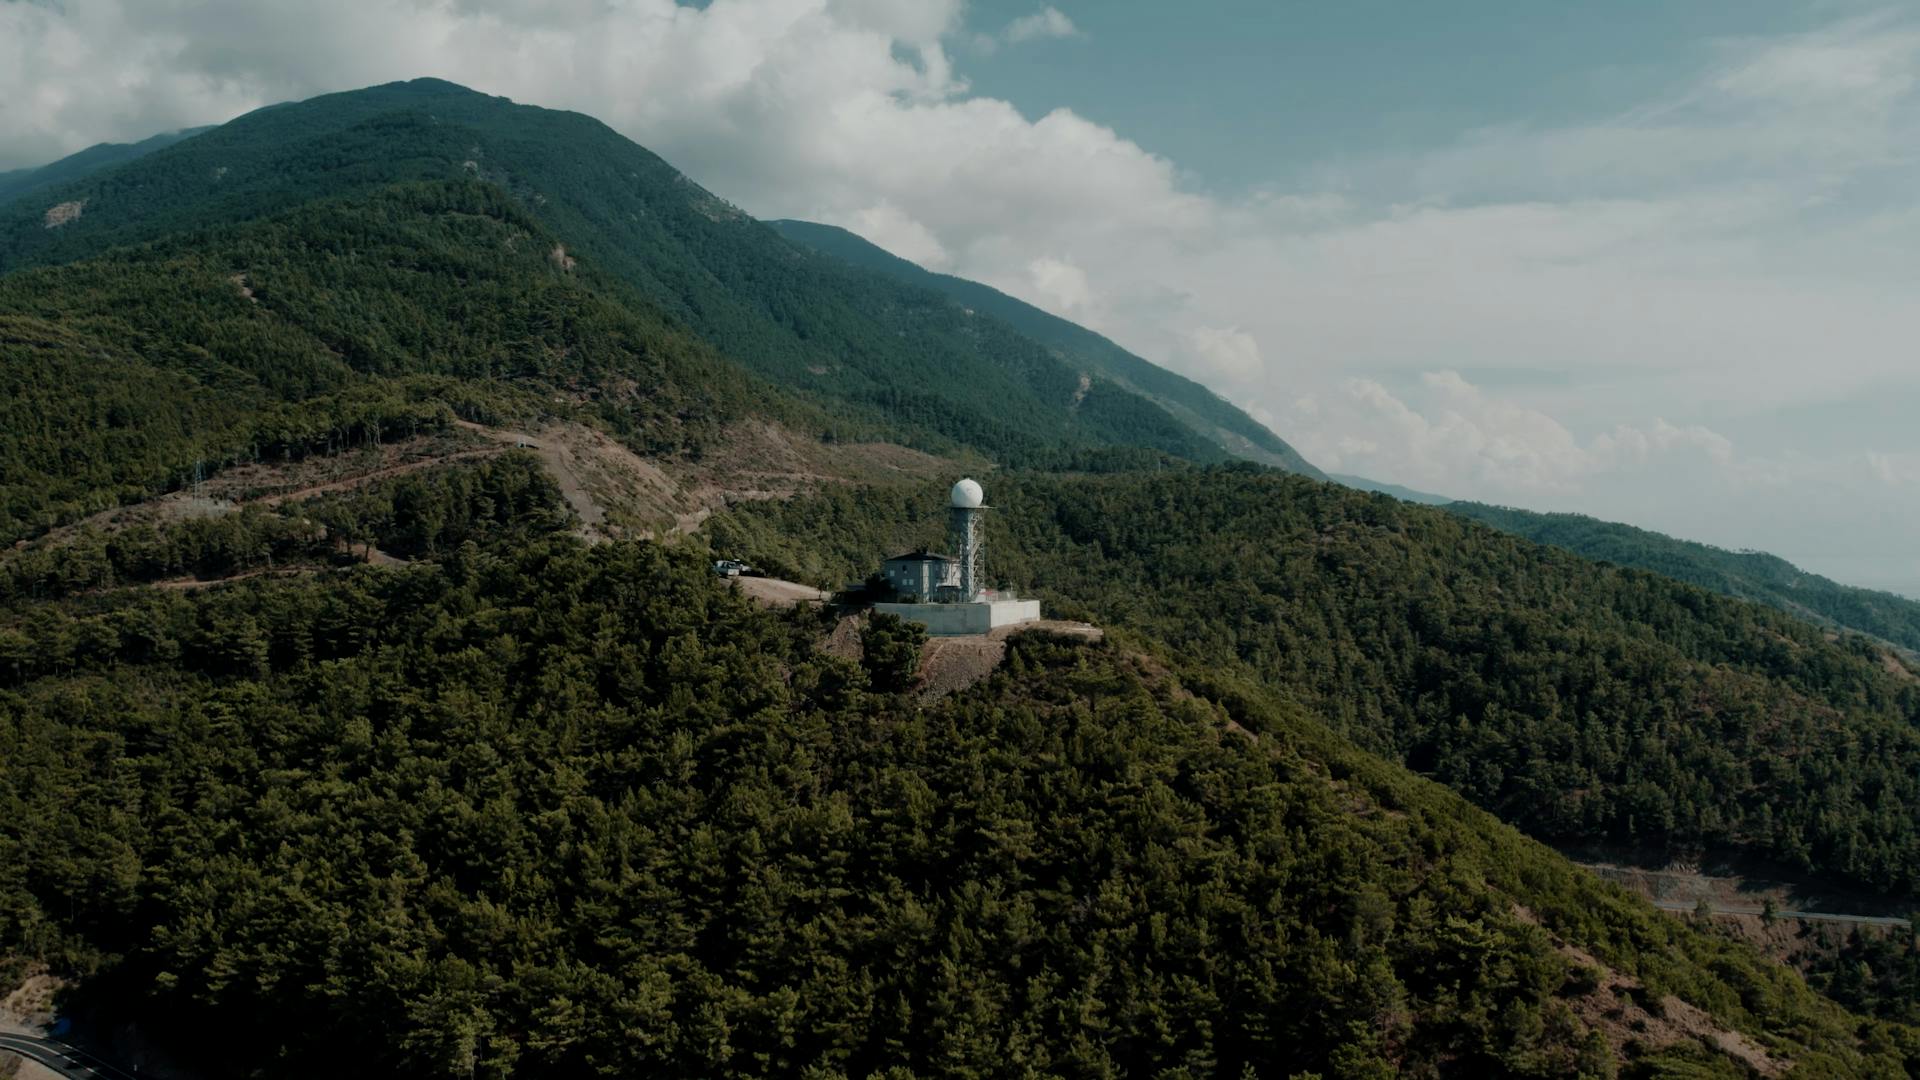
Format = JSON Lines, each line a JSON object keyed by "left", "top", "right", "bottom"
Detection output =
{"left": 1331, "top": 471, "right": 1453, "bottom": 505}
{"left": 4, "top": 77, "right": 1920, "bottom": 1076}
{"left": 0, "top": 78, "right": 1294, "bottom": 472}
{"left": 709, "top": 468, "right": 1920, "bottom": 899}
{"left": 0, "top": 127, "right": 210, "bottom": 206}
{"left": 2, "top": 476, "right": 1914, "bottom": 1076}
{"left": 1452, "top": 501, "right": 1920, "bottom": 655}
{"left": 0, "top": 178, "right": 827, "bottom": 544}
{"left": 768, "top": 219, "right": 1324, "bottom": 477}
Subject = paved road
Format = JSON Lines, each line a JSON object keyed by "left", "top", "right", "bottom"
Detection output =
{"left": 1647, "top": 898, "right": 1911, "bottom": 927}
{"left": 0, "top": 1033, "right": 138, "bottom": 1080}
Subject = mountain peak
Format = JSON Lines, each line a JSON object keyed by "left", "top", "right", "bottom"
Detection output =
{"left": 0, "top": 79, "right": 1317, "bottom": 484}
{"left": 773, "top": 218, "right": 1325, "bottom": 477}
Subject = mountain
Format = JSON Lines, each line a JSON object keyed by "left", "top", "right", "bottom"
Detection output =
{"left": 0, "top": 79, "right": 1275, "bottom": 474}
{"left": 1330, "top": 471, "right": 1452, "bottom": 505}
{"left": 0, "top": 179, "right": 821, "bottom": 544}
{"left": 0, "top": 127, "right": 211, "bottom": 206}
{"left": 1452, "top": 502, "right": 1920, "bottom": 655}
{"left": 2, "top": 79, "right": 1919, "bottom": 1075}
{"left": 770, "top": 219, "right": 1325, "bottom": 478}
{"left": 3, "top": 473, "right": 1913, "bottom": 1077}
{"left": 712, "top": 468, "right": 1920, "bottom": 899}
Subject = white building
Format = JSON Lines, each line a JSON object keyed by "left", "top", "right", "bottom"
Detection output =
{"left": 872, "top": 478, "right": 1041, "bottom": 636}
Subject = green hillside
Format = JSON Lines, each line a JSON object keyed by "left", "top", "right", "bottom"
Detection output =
{"left": 2, "top": 482, "right": 1913, "bottom": 1077}
{"left": 1331, "top": 472, "right": 1453, "bottom": 505}
{"left": 710, "top": 468, "right": 1920, "bottom": 899}
{"left": 0, "top": 79, "right": 1236, "bottom": 470}
{"left": 0, "top": 179, "right": 818, "bottom": 544}
{"left": 3, "top": 79, "right": 1920, "bottom": 1076}
{"left": 0, "top": 127, "right": 209, "bottom": 206}
{"left": 1452, "top": 502, "right": 1920, "bottom": 654}
{"left": 770, "top": 218, "right": 1324, "bottom": 477}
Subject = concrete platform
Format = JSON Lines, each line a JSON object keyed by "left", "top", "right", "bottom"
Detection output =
{"left": 874, "top": 599, "right": 1041, "bottom": 636}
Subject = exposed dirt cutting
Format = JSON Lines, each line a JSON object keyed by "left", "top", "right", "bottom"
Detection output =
{"left": 1509, "top": 907, "right": 1787, "bottom": 1076}
{"left": 914, "top": 620, "right": 1103, "bottom": 700}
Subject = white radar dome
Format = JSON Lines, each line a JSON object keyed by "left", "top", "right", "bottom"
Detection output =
{"left": 949, "top": 478, "right": 984, "bottom": 509}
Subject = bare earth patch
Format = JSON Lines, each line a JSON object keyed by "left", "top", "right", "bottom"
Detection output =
{"left": 457, "top": 417, "right": 956, "bottom": 541}
{"left": 9, "top": 414, "right": 955, "bottom": 595}
{"left": 915, "top": 620, "right": 1104, "bottom": 700}
{"left": 0, "top": 967, "right": 62, "bottom": 1031}
{"left": 0, "top": 966, "right": 69, "bottom": 1078}
{"left": 815, "top": 613, "right": 1103, "bottom": 699}
{"left": 456, "top": 419, "right": 677, "bottom": 541}
{"left": 42, "top": 200, "right": 85, "bottom": 228}
{"left": 1068, "top": 373, "right": 1091, "bottom": 409}
{"left": 732, "top": 576, "right": 829, "bottom": 607}
{"left": 1880, "top": 649, "right": 1916, "bottom": 682}
{"left": 21, "top": 431, "right": 493, "bottom": 554}
{"left": 819, "top": 611, "right": 868, "bottom": 662}
{"left": 1509, "top": 907, "right": 1788, "bottom": 1076}
{"left": 14, "top": 414, "right": 949, "bottom": 576}
{"left": 676, "top": 419, "right": 956, "bottom": 533}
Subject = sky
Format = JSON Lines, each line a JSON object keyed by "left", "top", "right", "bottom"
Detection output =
{"left": 3, "top": 0, "right": 1917, "bottom": 594}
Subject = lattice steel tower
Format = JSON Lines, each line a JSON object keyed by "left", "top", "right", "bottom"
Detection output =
{"left": 948, "top": 478, "right": 985, "bottom": 602}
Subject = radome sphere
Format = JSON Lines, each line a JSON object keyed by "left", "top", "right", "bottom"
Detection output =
{"left": 950, "top": 478, "right": 984, "bottom": 509}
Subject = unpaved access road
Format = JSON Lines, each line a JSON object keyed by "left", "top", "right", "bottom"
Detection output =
{"left": 1645, "top": 899, "right": 1910, "bottom": 928}
{"left": 732, "top": 576, "right": 829, "bottom": 606}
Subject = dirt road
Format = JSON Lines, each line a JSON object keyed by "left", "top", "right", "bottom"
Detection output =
{"left": 1576, "top": 859, "right": 1915, "bottom": 928}
{"left": 1644, "top": 898, "right": 1909, "bottom": 927}
{"left": 731, "top": 576, "right": 829, "bottom": 606}
{"left": 250, "top": 448, "right": 501, "bottom": 507}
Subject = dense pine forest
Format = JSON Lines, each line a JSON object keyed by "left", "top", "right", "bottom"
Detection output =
{"left": 3, "top": 78, "right": 1919, "bottom": 1077}
{"left": 709, "top": 469, "right": 1920, "bottom": 898}
{"left": 0, "top": 177, "right": 845, "bottom": 543}
{"left": 1450, "top": 502, "right": 1920, "bottom": 654}
{"left": 2, "top": 473, "right": 1915, "bottom": 1076}
{"left": 0, "top": 79, "right": 1279, "bottom": 476}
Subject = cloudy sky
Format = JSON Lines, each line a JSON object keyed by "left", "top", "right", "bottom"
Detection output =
{"left": 5, "top": 0, "right": 1918, "bottom": 594}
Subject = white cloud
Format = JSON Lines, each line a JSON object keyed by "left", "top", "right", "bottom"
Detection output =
{"left": 1285, "top": 371, "right": 1742, "bottom": 497}
{"left": 1004, "top": 7, "right": 1077, "bottom": 44}
{"left": 1867, "top": 451, "right": 1920, "bottom": 487}
{"left": 970, "top": 5, "right": 1079, "bottom": 53}
{"left": 1024, "top": 255, "right": 1094, "bottom": 316}
{"left": 1594, "top": 419, "right": 1735, "bottom": 468}
{"left": 847, "top": 202, "right": 951, "bottom": 269}
{"left": 825, "top": 0, "right": 964, "bottom": 44}
{"left": 1182, "top": 325, "right": 1264, "bottom": 386}
{"left": 2, "top": 2, "right": 1918, "bottom": 581}
{"left": 1712, "top": 15, "right": 1920, "bottom": 108}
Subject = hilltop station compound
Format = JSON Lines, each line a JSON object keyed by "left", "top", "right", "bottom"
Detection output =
{"left": 873, "top": 479, "right": 1042, "bottom": 636}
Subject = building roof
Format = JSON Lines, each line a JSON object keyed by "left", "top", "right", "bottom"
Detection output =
{"left": 886, "top": 550, "right": 955, "bottom": 564}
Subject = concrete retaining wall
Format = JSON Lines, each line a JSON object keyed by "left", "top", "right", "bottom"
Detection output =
{"left": 875, "top": 599, "right": 1042, "bottom": 637}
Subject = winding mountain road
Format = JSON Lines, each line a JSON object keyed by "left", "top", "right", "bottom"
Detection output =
{"left": 0, "top": 1032, "right": 138, "bottom": 1080}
